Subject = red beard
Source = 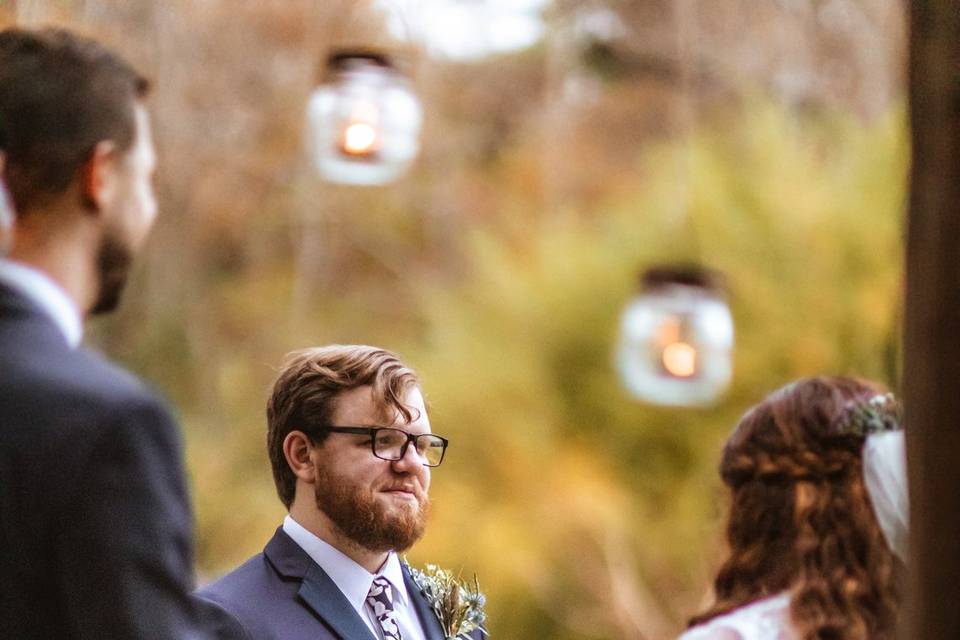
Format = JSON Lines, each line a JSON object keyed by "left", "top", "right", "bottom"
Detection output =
{"left": 313, "top": 463, "right": 429, "bottom": 553}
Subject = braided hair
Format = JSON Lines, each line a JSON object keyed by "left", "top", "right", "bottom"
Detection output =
{"left": 689, "top": 376, "right": 902, "bottom": 639}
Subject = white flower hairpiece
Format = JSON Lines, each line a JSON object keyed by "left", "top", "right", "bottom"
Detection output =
{"left": 836, "top": 393, "right": 902, "bottom": 437}
{"left": 837, "top": 393, "right": 908, "bottom": 560}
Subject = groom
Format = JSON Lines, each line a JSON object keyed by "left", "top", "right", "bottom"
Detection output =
{"left": 197, "top": 345, "right": 484, "bottom": 640}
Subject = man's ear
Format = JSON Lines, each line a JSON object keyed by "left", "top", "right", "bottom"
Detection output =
{"left": 283, "top": 431, "right": 317, "bottom": 484}
{"left": 78, "top": 140, "right": 118, "bottom": 212}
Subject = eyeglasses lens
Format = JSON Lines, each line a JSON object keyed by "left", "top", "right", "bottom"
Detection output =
{"left": 417, "top": 436, "right": 445, "bottom": 466}
{"left": 373, "top": 429, "right": 445, "bottom": 466}
{"left": 374, "top": 430, "right": 406, "bottom": 459}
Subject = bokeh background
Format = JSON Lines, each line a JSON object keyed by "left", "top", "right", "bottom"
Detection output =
{"left": 1, "top": 1, "right": 907, "bottom": 637}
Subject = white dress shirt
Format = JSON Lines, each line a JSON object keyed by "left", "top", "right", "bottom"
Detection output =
{"left": 0, "top": 258, "right": 82, "bottom": 348}
{"left": 283, "top": 515, "right": 427, "bottom": 640}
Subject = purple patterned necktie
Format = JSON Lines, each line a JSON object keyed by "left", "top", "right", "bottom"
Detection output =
{"left": 366, "top": 576, "right": 403, "bottom": 640}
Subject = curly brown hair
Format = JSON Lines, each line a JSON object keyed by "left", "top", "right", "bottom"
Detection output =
{"left": 689, "top": 376, "right": 902, "bottom": 639}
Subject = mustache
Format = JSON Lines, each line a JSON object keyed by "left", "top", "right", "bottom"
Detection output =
{"left": 381, "top": 481, "right": 427, "bottom": 501}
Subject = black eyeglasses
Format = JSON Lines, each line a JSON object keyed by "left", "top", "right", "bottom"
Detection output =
{"left": 310, "top": 426, "right": 448, "bottom": 467}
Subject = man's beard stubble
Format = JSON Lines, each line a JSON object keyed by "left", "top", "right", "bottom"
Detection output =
{"left": 90, "top": 227, "right": 133, "bottom": 315}
{"left": 314, "top": 463, "right": 429, "bottom": 554}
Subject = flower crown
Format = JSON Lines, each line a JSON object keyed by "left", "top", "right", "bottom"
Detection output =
{"left": 835, "top": 393, "right": 902, "bottom": 437}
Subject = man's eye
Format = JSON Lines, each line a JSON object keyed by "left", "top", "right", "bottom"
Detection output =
{"left": 379, "top": 433, "right": 406, "bottom": 446}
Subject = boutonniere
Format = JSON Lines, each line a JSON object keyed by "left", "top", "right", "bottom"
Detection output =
{"left": 407, "top": 562, "right": 487, "bottom": 639}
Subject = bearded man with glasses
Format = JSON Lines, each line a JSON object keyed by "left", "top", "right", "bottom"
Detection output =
{"left": 197, "top": 345, "right": 479, "bottom": 640}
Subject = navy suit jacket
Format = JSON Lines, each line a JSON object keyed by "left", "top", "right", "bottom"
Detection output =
{"left": 0, "top": 283, "right": 220, "bottom": 638}
{"left": 197, "top": 528, "right": 486, "bottom": 640}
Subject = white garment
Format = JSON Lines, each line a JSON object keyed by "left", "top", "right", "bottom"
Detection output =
{"left": 678, "top": 593, "right": 795, "bottom": 640}
{"left": 0, "top": 258, "right": 82, "bottom": 347}
{"left": 282, "top": 515, "right": 426, "bottom": 640}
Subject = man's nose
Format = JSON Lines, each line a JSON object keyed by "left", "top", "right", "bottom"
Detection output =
{"left": 392, "top": 441, "right": 427, "bottom": 472}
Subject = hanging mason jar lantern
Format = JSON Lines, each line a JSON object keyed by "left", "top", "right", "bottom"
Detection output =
{"left": 616, "top": 265, "right": 734, "bottom": 406}
{"left": 305, "top": 49, "right": 422, "bottom": 185}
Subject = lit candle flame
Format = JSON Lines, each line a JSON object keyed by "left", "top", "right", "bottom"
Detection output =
{"left": 342, "top": 121, "right": 377, "bottom": 155}
{"left": 661, "top": 341, "right": 698, "bottom": 378}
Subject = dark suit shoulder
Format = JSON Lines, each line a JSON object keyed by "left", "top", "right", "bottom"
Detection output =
{"left": 0, "top": 309, "right": 168, "bottom": 415}
{"left": 25, "top": 342, "right": 162, "bottom": 411}
{"left": 197, "top": 554, "right": 289, "bottom": 639}
{"left": 195, "top": 542, "right": 353, "bottom": 640}
{"left": 5, "top": 346, "right": 179, "bottom": 478}
{"left": 0, "top": 291, "right": 155, "bottom": 399}
{"left": 0, "top": 313, "right": 182, "bottom": 506}
{"left": 198, "top": 554, "right": 278, "bottom": 605}
{"left": 196, "top": 595, "right": 253, "bottom": 640}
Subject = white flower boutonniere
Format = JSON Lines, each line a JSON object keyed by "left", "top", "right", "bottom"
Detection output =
{"left": 407, "top": 563, "right": 487, "bottom": 639}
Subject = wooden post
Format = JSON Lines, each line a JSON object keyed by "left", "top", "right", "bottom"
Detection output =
{"left": 903, "top": 1, "right": 960, "bottom": 637}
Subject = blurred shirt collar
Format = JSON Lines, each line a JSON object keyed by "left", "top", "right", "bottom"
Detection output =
{"left": 0, "top": 258, "right": 82, "bottom": 348}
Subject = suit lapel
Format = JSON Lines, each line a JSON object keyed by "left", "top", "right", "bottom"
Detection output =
{"left": 299, "top": 564, "right": 377, "bottom": 640}
{"left": 402, "top": 564, "right": 446, "bottom": 640}
{"left": 264, "top": 528, "right": 376, "bottom": 640}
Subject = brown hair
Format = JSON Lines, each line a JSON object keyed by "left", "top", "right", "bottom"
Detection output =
{"left": 266, "top": 345, "right": 421, "bottom": 508}
{"left": 0, "top": 27, "right": 149, "bottom": 214}
{"left": 690, "top": 376, "right": 902, "bottom": 639}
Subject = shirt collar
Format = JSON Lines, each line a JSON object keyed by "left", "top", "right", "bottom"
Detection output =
{"left": 282, "top": 515, "right": 411, "bottom": 610}
{"left": 0, "top": 258, "right": 82, "bottom": 348}
{"left": 379, "top": 551, "right": 410, "bottom": 606}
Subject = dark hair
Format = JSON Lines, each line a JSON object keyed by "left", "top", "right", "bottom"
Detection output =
{"left": 266, "top": 345, "right": 421, "bottom": 508}
{"left": 690, "top": 376, "right": 902, "bottom": 639}
{"left": 0, "top": 27, "right": 149, "bottom": 214}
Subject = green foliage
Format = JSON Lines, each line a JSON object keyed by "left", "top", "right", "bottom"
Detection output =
{"left": 390, "top": 107, "right": 902, "bottom": 638}
{"left": 406, "top": 102, "right": 905, "bottom": 638}
{"left": 130, "top": 101, "right": 905, "bottom": 639}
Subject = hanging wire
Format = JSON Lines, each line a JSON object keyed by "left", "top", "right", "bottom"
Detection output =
{"left": 671, "top": 0, "right": 703, "bottom": 261}
{"left": 291, "top": 0, "right": 427, "bottom": 328}
{"left": 383, "top": 0, "right": 427, "bottom": 62}
{"left": 541, "top": 3, "right": 568, "bottom": 219}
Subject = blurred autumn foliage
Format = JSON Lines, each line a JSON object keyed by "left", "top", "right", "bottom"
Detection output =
{"left": 2, "top": 1, "right": 906, "bottom": 637}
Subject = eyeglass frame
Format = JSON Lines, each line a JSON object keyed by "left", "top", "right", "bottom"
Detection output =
{"left": 304, "top": 425, "right": 449, "bottom": 467}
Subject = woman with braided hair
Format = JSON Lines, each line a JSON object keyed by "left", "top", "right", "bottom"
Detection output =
{"left": 680, "top": 376, "right": 908, "bottom": 640}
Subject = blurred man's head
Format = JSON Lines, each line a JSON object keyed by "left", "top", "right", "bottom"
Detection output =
{"left": 268, "top": 345, "right": 444, "bottom": 554}
{"left": 0, "top": 27, "right": 156, "bottom": 314}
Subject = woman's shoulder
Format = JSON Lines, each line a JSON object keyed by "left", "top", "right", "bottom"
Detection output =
{"left": 678, "top": 593, "right": 794, "bottom": 640}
